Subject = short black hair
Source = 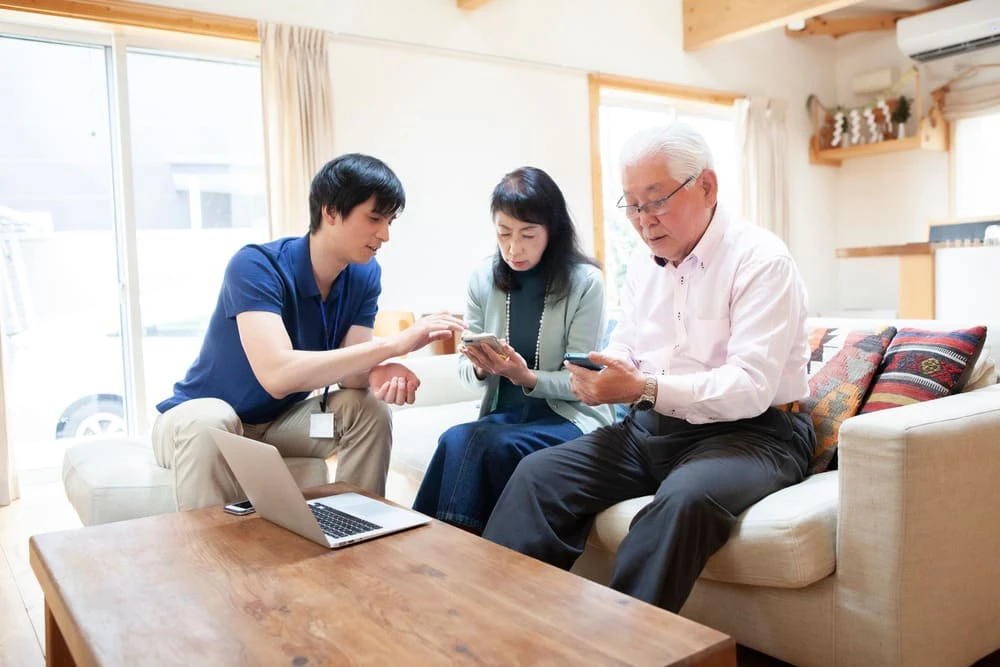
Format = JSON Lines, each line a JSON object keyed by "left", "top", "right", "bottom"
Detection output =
{"left": 490, "top": 166, "right": 599, "bottom": 302}
{"left": 308, "top": 153, "right": 405, "bottom": 233}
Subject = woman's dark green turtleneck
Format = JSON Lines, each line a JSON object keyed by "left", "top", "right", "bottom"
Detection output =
{"left": 496, "top": 263, "right": 547, "bottom": 410}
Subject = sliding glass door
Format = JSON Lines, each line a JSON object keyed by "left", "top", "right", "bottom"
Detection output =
{"left": 0, "top": 35, "right": 125, "bottom": 470}
{"left": 0, "top": 27, "right": 267, "bottom": 471}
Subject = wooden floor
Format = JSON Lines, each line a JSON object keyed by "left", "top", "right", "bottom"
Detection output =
{"left": 1, "top": 471, "right": 996, "bottom": 667}
{"left": 0, "top": 468, "right": 82, "bottom": 666}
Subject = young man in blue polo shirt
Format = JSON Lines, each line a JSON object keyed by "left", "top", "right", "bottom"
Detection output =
{"left": 152, "top": 153, "right": 465, "bottom": 511}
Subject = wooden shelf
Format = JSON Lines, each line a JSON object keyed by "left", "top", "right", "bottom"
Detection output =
{"left": 836, "top": 242, "right": 933, "bottom": 258}
{"left": 810, "top": 107, "right": 949, "bottom": 166}
{"left": 808, "top": 66, "right": 949, "bottom": 167}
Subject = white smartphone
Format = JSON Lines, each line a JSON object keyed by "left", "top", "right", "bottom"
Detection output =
{"left": 223, "top": 499, "right": 255, "bottom": 516}
{"left": 460, "top": 332, "right": 505, "bottom": 354}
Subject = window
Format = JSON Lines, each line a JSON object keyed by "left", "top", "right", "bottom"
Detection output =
{"left": 0, "top": 23, "right": 267, "bottom": 471}
{"left": 591, "top": 79, "right": 739, "bottom": 306}
{"left": 952, "top": 111, "right": 1000, "bottom": 219}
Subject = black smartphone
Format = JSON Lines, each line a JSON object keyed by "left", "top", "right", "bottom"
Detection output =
{"left": 564, "top": 353, "right": 605, "bottom": 371}
{"left": 223, "top": 499, "right": 255, "bottom": 516}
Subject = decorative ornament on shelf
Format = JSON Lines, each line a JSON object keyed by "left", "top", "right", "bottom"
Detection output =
{"left": 831, "top": 110, "right": 846, "bottom": 147}
{"left": 890, "top": 95, "right": 911, "bottom": 139}
{"left": 805, "top": 66, "right": 922, "bottom": 151}
{"left": 864, "top": 106, "right": 882, "bottom": 143}
{"left": 876, "top": 98, "right": 892, "bottom": 139}
{"left": 849, "top": 108, "right": 862, "bottom": 146}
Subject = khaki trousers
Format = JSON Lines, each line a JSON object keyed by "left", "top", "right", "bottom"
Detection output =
{"left": 152, "top": 389, "right": 392, "bottom": 511}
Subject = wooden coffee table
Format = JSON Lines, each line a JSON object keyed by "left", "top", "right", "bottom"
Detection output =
{"left": 31, "top": 483, "right": 735, "bottom": 666}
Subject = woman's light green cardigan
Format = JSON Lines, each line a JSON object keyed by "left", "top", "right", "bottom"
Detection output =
{"left": 457, "top": 257, "right": 615, "bottom": 435}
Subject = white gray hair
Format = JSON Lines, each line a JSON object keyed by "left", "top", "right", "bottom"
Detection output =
{"left": 618, "top": 123, "right": 714, "bottom": 184}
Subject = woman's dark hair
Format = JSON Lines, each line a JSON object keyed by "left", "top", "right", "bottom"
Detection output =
{"left": 309, "top": 153, "right": 405, "bottom": 233}
{"left": 490, "top": 166, "right": 599, "bottom": 301}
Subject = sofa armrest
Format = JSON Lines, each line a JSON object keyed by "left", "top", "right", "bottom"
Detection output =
{"left": 834, "top": 384, "right": 1000, "bottom": 667}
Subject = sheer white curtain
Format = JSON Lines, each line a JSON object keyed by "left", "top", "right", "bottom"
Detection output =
{"left": 736, "top": 97, "right": 789, "bottom": 243}
{"left": 0, "top": 344, "right": 19, "bottom": 505}
{"left": 259, "top": 24, "right": 335, "bottom": 239}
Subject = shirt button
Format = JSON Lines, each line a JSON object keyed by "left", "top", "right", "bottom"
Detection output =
{"left": 676, "top": 312, "right": 681, "bottom": 320}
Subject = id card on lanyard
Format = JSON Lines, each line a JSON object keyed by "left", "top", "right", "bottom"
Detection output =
{"left": 311, "top": 269, "right": 349, "bottom": 439}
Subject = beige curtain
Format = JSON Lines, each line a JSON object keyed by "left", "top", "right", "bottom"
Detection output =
{"left": 260, "top": 24, "right": 336, "bottom": 239}
{"left": 736, "top": 97, "right": 789, "bottom": 243}
{"left": 0, "top": 341, "right": 19, "bottom": 505}
{"left": 943, "top": 81, "right": 1000, "bottom": 120}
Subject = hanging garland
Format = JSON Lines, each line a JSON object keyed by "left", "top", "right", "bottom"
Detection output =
{"left": 806, "top": 67, "right": 918, "bottom": 147}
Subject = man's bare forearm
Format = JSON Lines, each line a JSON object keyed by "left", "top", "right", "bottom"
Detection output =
{"left": 258, "top": 339, "right": 402, "bottom": 398}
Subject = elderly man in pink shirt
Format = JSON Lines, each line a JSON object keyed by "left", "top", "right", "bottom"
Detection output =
{"left": 483, "top": 123, "right": 816, "bottom": 614}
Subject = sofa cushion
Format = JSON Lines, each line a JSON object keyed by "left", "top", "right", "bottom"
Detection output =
{"left": 798, "top": 327, "right": 896, "bottom": 474}
{"left": 861, "top": 326, "right": 987, "bottom": 413}
{"left": 586, "top": 472, "right": 839, "bottom": 589}
{"left": 390, "top": 400, "right": 481, "bottom": 487}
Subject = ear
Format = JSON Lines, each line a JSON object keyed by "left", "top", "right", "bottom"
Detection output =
{"left": 323, "top": 204, "right": 342, "bottom": 227}
{"left": 699, "top": 169, "right": 719, "bottom": 208}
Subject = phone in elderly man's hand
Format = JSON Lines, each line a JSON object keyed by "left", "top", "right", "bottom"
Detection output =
{"left": 564, "top": 353, "right": 605, "bottom": 372}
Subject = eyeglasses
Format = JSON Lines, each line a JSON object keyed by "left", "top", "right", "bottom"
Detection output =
{"left": 616, "top": 175, "right": 695, "bottom": 221}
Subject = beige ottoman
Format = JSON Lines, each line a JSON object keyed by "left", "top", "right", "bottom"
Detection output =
{"left": 62, "top": 437, "right": 175, "bottom": 526}
{"left": 62, "top": 437, "right": 331, "bottom": 525}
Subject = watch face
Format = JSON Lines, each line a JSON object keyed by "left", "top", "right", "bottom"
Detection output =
{"left": 635, "top": 398, "right": 654, "bottom": 411}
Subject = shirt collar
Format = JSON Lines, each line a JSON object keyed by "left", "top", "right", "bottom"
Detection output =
{"left": 651, "top": 204, "right": 729, "bottom": 269}
{"left": 289, "top": 233, "right": 321, "bottom": 299}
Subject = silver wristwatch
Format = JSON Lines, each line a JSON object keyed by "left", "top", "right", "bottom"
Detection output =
{"left": 633, "top": 374, "right": 657, "bottom": 411}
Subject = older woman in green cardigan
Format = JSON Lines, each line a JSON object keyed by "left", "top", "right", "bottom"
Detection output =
{"left": 412, "top": 166, "right": 614, "bottom": 533}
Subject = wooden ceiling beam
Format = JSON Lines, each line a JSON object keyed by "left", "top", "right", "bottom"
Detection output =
{"left": 683, "top": 0, "right": 863, "bottom": 51}
{"left": 785, "top": 13, "right": 909, "bottom": 38}
{"left": 0, "top": 0, "right": 257, "bottom": 41}
{"left": 456, "top": 0, "right": 493, "bottom": 10}
{"left": 784, "top": 0, "right": 967, "bottom": 39}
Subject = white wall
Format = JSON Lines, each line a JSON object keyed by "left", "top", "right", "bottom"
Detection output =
{"left": 141, "top": 0, "right": 841, "bottom": 314}
{"left": 329, "top": 39, "right": 591, "bottom": 312}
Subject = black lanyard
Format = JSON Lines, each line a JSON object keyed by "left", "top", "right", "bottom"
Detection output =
{"left": 318, "top": 269, "right": 349, "bottom": 413}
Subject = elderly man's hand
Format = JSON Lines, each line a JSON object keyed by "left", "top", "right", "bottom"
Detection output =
{"left": 565, "top": 352, "right": 645, "bottom": 406}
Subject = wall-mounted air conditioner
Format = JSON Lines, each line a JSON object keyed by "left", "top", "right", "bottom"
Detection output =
{"left": 897, "top": 0, "right": 1000, "bottom": 63}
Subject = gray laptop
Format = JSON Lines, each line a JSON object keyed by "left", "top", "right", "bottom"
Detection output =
{"left": 210, "top": 428, "right": 430, "bottom": 548}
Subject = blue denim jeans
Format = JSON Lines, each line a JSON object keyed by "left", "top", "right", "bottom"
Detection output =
{"left": 412, "top": 400, "right": 582, "bottom": 532}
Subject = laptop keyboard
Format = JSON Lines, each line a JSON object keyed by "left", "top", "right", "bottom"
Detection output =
{"left": 309, "top": 503, "right": 382, "bottom": 539}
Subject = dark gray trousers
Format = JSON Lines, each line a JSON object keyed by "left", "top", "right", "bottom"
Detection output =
{"left": 481, "top": 407, "right": 816, "bottom": 613}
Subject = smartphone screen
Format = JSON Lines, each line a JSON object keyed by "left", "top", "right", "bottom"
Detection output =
{"left": 223, "top": 499, "right": 255, "bottom": 515}
{"left": 564, "top": 353, "right": 605, "bottom": 371}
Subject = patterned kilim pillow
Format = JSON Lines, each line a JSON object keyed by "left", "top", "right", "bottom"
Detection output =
{"left": 806, "top": 326, "right": 840, "bottom": 377}
{"left": 798, "top": 327, "right": 897, "bottom": 474}
{"left": 860, "top": 326, "right": 988, "bottom": 414}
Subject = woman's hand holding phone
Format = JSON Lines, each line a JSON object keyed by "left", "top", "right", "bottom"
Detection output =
{"left": 460, "top": 335, "right": 537, "bottom": 389}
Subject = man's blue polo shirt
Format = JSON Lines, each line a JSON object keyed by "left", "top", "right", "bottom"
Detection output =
{"left": 157, "top": 234, "right": 381, "bottom": 424}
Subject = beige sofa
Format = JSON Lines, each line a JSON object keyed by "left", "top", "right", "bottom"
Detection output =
{"left": 385, "top": 318, "right": 1000, "bottom": 667}
{"left": 62, "top": 317, "right": 1000, "bottom": 666}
